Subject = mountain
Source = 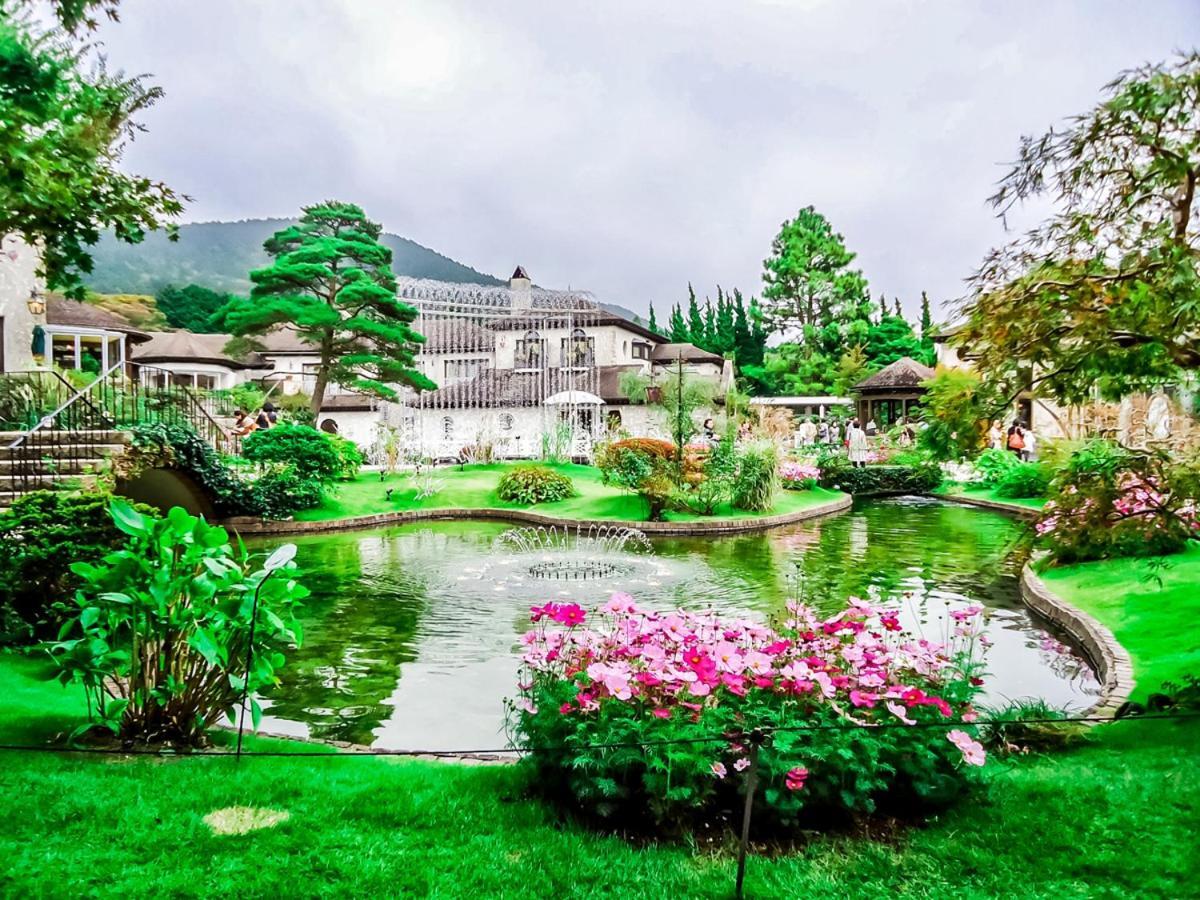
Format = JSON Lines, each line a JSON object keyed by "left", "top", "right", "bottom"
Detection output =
{"left": 82, "top": 219, "right": 505, "bottom": 295}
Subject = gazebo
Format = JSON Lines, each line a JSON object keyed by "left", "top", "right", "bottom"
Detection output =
{"left": 853, "top": 356, "right": 935, "bottom": 428}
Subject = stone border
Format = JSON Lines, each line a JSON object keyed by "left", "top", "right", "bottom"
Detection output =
{"left": 215, "top": 725, "right": 514, "bottom": 765}
{"left": 221, "top": 492, "right": 853, "bottom": 537}
{"left": 1020, "top": 564, "right": 1136, "bottom": 719}
{"left": 935, "top": 491, "right": 1041, "bottom": 521}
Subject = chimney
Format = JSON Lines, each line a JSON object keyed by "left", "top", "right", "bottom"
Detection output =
{"left": 510, "top": 265, "right": 531, "bottom": 313}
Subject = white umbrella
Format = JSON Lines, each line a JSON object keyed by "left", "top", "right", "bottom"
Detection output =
{"left": 543, "top": 390, "right": 605, "bottom": 406}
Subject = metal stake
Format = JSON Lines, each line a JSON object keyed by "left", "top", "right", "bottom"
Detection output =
{"left": 235, "top": 569, "right": 274, "bottom": 761}
{"left": 735, "top": 728, "right": 766, "bottom": 899}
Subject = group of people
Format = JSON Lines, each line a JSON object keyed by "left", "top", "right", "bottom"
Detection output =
{"left": 231, "top": 401, "right": 278, "bottom": 437}
{"left": 990, "top": 420, "right": 1037, "bottom": 461}
{"left": 793, "top": 417, "right": 850, "bottom": 447}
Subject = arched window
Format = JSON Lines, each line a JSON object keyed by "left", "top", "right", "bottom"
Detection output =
{"left": 516, "top": 330, "right": 543, "bottom": 369}
{"left": 562, "top": 327, "right": 594, "bottom": 368}
{"left": 442, "top": 416, "right": 454, "bottom": 439}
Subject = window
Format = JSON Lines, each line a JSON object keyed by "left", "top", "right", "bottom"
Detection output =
{"left": 560, "top": 328, "right": 595, "bottom": 368}
{"left": 632, "top": 342, "right": 650, "bottom": 360}
{"left": 442, "top": 416, "right": 455, "bottom": 439}
{"left": 443, "top": 358, "right": 489, "bottom": 381}
{"left": 514, "top": 330, "right": 545, "bottom": 369}
{"left": 499, "top": 413, "right": 514, "bottom": 432}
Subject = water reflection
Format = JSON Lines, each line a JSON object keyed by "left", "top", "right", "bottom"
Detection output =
{"left": 252, "top": 497, "right": 1099, "bottom": 750}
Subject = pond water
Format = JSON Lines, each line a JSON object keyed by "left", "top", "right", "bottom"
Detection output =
{"left": 251, "top": 497, "right": 1100, "bottom": 750}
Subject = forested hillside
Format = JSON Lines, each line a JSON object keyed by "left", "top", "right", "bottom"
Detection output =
{"left": 82, "top": 219, "right": 504, "bottom": 294}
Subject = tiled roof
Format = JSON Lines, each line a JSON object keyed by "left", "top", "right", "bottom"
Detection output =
{"left": 132, "top": 331, "right": 270, "bottom": 368}
{"left": 854, "top": 356, "right": 935, "bottom": 391}
{"left": 651, "top": 342, "right": 723, "bottom": 364}
{"left": 46, "top": 297, "right": 151, "bottom": 342}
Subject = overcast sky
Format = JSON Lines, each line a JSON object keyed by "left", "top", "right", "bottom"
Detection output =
{"left": 97, "top": 0, "right": 1198, "bottom": 321}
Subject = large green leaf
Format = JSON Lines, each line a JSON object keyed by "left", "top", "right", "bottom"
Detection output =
{"left": 108, "top": 500, "right": 147, "bottom": 537}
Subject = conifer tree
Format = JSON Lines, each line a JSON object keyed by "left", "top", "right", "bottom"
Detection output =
{"left": 648, "top": 301, "right": 660, "bottom": 336}
{"left": 701, "top": 299, "right": 717, "bottom": 351}
{"left": 732, "top": 288, "right": 751, "bottom": 362}
{"left": 878, "top": 292, "right": 888, "bottom": 322}
{"left": 893, "top": 297, "right": 903, "bottom": 318}
{"left": 920, "top": 291, "right": 933, "bottom": 338}
{"left": 668, "top": 302, "right": 689, "bottom": 342}
{"left": 686, "top": 283, "right": 705, "bottom": 344}
{"left": 219, "top": 201, "right": 433, "bottom": 416}
{"left": 716, "top": 286, "right": 735, "bottom": 355}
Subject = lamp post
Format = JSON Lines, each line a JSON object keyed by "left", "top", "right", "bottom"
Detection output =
{"left": 27, "top": 288, "right": 46, "bottom": 317}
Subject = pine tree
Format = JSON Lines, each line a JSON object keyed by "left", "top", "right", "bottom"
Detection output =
{"left": 668, "top": 302, "right": 689, "bottom": 343}
{"left": 742, "top": 294, "right": 767, "bottom": 367}
{"left": 686, "top": 283, "right": 704, "bottom": 345}
{"left": 716, "top": 286, "right": 735, "bottom": 355}
{"left": 919, "top": 291, "right": 933, "bottom": 338}
{"left": 219, "top": 201, "right": 434, "bottom": 416}
{"left": 648, "top": 301, "right": 660, "bottom": 336}
{"left": 732, "top": 288, "right": 751, "bottom": 363}
{"left": 878, "top": 292, "right": 888, "bottom": 322}
{"left": 701, "top": 299, "right": 717, "bottom": 351}
{"left": 893, "top": 297, "right": 903, "bottom": 318}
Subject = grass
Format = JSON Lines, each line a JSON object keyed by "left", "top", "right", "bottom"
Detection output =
{"left": 935, "top": 482, "right": 1048, "bottom": 511}
{"left": 3, "top": 534, "right": 1197, "bottom": 897}
{"left": 298, "top": 462, "right": 845, "bottom": 524}
{"left": 1039, "top": 542, "right": 1200, "bottom": 702}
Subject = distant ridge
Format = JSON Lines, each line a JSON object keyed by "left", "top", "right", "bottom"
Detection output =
{"left": 82, "top": 218, "right": 505, "bottom": 295}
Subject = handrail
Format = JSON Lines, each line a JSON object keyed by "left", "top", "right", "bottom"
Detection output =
{"left": 129, "top": 363, "right": 237, "bottom": 454}
{"left": 6, "top": 362, "right": 123, "bottom": 449}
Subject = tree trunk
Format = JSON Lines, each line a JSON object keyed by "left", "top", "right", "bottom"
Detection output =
{"left": 310, "top": 335, "right": 333, "bottom": 417}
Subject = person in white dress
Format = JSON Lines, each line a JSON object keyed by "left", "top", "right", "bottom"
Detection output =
{"left": 847, "top": 419, "right": 869, "bottom": 468}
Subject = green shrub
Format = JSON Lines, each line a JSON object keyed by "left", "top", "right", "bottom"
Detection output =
{"left": 45, "top": 501, "right": 307, "bottom": 745}
{"left": 731, "top": 440, "right": 778, "bottom": 511}
{"left": 994, "top": 462, "right": 1052, "bottom": 498}
{"left": 976, "top": 448, "right": 1020, "bottom": 486}
{"left": 243, "top": 424, "right": 344, "bottom": 480}
{"left": 671, "top": 438, "right": 736, "bottom": 515}
{"left": 327, "top": 434, "right": 365, "bottom": 479}
{"left": 817, "top": 453, "right": 943, "bottom": 495}
{"left": 0, "top": 491, "right": 157, "bottom": 644}
{"left": 596, "top": 440, "right": 676, "bottom": 520}
{"left": 496, "top": 465, "right": 577, "bottom": 505}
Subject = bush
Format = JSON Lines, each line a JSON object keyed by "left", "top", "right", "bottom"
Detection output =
{"left": 780, "top": 460, "right": 820, "bottom": 491}
{"left": 976, "top": 448, "right": 1020, "bottom": 487}
{"left": 731, "top": 440, "right": 778, "bottom": 511}
{"left": 817, "top": 453, "right": 943, "bottom": 495}
{"left": 496, "top": 465, "right": 577, "bottom": 505}
{"left": 1036, "top": 442, "right": 1199, "bottom": 563}
{"left": 994, "top": 461, "right": 1053, "bottom": 499}
{"left": 510, "top": 595, "right": 987, "bottom": 834}
{"left": 671, "top": 439, "right": 736, "bottom": 515}
{"left": 243, "top": 424, "right": 344, "bottom": 480}
{"left": 45, "top": 501, "right": 307, "bottom": 745}
{"left": 327, "top": 434, "right": 365, "bottom": 480}
{"left": 596, "top": 440, "right": 677, "bottom": 521}
{"left": 0, "top": 491, "right": 157, "bottom": 644}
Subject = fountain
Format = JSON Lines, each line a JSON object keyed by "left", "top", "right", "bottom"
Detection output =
{"left": 495, "top": 524, "right": 653, "bottom": 580}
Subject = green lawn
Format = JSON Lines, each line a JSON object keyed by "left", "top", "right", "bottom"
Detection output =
{"left": 1039, "top": 542, "right": 1200, "bottom": 702}
{"left": 936, "top": 483, "right": 1048, "bottom": 512}
{"left": 299, "top": 462, "right": 845, "bottom": 524}
{"left": 3, "top": 532, "right": 1197, "bottom": 897}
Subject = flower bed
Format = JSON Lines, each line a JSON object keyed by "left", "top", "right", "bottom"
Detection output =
{"left": 510, "top": 595, "right": 987, "bottom": 834}
{"left": 780, "top": 460, "right": 820, "bottom": 490}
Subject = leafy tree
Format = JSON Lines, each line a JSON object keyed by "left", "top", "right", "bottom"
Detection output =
{"left": 833, "top": 345, "right": 872, "bottom": 395}
{"left": 866, "top": 314, "right": 928, "bottom": 369}
{"left": 761, "top": 206, "right": 869, "bottom": 337}
{"left": 686, "top": 283, "right": 705, "bottom": 345}
{"left": 668, "top": 302, "right": 688, "bottom": 343}
{"left": 648, "top": 301, "right": 660, "bottom": 336}
{"left": 918, "top": 369, "right": 1002, "bottom": 460}
{"left": 217, "top": 202, "right": 434, "bottom": 416}
{"left": 957, "top": 51, "right": 1200, "bottom": 404}
{"left": 156, "top": 284, "right": 234, "bottom": 332}
{"left": 0, "top": 1, "right": 183, "bottom": 297}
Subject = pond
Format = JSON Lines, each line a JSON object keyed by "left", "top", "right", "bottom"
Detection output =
{"left": 251, "top": 497, "right": 1100, "bottom": 750}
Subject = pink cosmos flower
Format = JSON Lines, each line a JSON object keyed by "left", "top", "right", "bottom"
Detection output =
{"left": 784, "top": 767, "right": 808, "bottom": 791}
{"left": 651, "top": 707, "right": 672, "bottom": 719}
{"left": 733, "top": 758, "right": 751, "bottom": 772}
{"left": 885, "top": 701, "right": 916, "bottom": 725}
{"left": 711, "top": 762, "right": 728, "bottom": 779}
{"left": 947, "top": 729, "right": 987, "bottom": 766}
{"left": 516, "top": 697, "right": 538, "bottom": 715}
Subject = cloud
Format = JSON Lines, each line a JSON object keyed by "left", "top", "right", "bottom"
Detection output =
{"left": 98, "top": 0, "right": 1199, "bottom": 320}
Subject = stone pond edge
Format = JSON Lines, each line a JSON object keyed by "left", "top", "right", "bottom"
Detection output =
{"left": 1019, "top": 564, "right": 1136, "bottom": 719}
{"left": 220, "top": 492, "right": 855, "bottom": 537}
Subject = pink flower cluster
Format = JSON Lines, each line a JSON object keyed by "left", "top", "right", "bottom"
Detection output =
{"left": 780, "top": 461, "right": 821, "bottom": 489}
{"left": 1036, "top": 472, "right": 1199, "bottom": 538}
{"left": 517, "top": 593, "right": 987, "bottom": 772}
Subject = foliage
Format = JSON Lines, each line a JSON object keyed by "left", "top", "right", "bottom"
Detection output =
{"left": 918, "top": 369, "right": 1001, "bottom": 461}
{"left": 975, "top": 448, "right": 1020, "bottom": 487}
{"left": 978, "top": 700, "right": 1090, "bottom": 756}
{"left": 957, "top": 51, "right": 1200, "bottom": 404}
{"left": 155, "top": 283, "right": 237, "bottom": 332}
{"left": 621, "top": 364, "right": 716, "bottom": 457}
{"left": 818, "top": 452, "right": 943, "bottom": 495}
{"left": 993, "top": 462, "right": 1053, "bottom": 499}
{"left": 510, "top": 595, "right": 987, "bottom": 833}
{"left": 595, "top": 440, "right": 676, "bottom": 521}
{"left": 670, "top": 439, "right": 736, "bottom": 515}
{"left": 496, "top": 465, "right": 577, "bottom": 505}
{"left": 780, "top": 460, "right": 821, "bottom": 491}
{"left": 214, "top": 202, "right": 435, "bottom": 416}
{"left": 865, "top": 315, "right": 932, "bottom": 369}
{"left": 45, "top": 501, "right": 305, "bottom": 744}
{"left": 539, "top": 420, "right": 574, "bottom": 465}
{"left": 0, "top": 2, "right": 182, "bottom": 297}
{"left": 731, "top": 439, "right": 779, "bottom": 511}
{"left": 0, "top": 491, "right": 156, "bottom": 644}
{"left": 1035, "top": 442, "right": 1200, "bottom": 563}
{"left": 243, "top": 424, "right": 348, "bottom": 481}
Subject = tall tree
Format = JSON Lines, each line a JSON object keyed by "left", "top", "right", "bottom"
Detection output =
{"left": 760, "top": 206, "right": 869, "bottom": 338}
{"left": 878, "top": 292, "right": 888, "bottom": 322}
{"left": 156, "top": 284, "right": 234, "bottom": 333}
{"left": 715, "top": 286, "right": 735, "bottom": 355}
{"left": 1, "top": 0, "right": 182, "bottom": 297}
{"left": 668, "top": 302, "right": 689, "bottom": 343}
{"left": 648, "top": 301, "right": 660, "bottom": 336}
{"left": 218, "top": 202, "right": 433, "bottom": 416}
{"left": 892, "top": 298, "right": 903, "bottom": 318}
{"left": 686, "top": 283, "right": 705, "bottom": 345}
{"left": 919, "top": 291, "right": 933, "bottom": 338}
{"left": 957, "top": 51, "right": 1200, "bottom": 404}
{"left": 732, "top": 289, "right": 751, "bottom": 362}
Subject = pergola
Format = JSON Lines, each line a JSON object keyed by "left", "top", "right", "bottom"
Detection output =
{"left": 853, "top": 356, "right": 935, "bottom": 428}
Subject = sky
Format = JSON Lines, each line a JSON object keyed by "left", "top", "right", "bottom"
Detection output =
{"left": 95, "top": 0, "right": 1199, "bottom": 321}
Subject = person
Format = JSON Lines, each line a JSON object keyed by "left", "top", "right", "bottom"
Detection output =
{"left": 1007, "top": 422, "right": 1025, "bottom": 456}
{"left": 817, "top": 419, "right": 830, "bottom": 444}
{"left": 988, "top": 421, "right": 1004, "bottom": 450}
{"left": 865, "top": 418, "right": 878, "bottom": 437}
{"left": 701, "top": 417, "right": 716, "bottom": 445}
{"left": 255, "top": 403, "right": 274, "bottom": 431}
{"left": 847, "top": 419, "right": 869, "bottom": 468}
{"left": 828, "top": 420, "right": 841, "bottom": 446}
{"left": 1022, "top": 425, "right": 1037, "bottom": 462}
{"left": 231, "top": 409, "right": 256, "bottom": 437}
{"left": 737, "top": 421, "right": 752, "bottom": 442}
{"left": 801, "top": 417, "right": 818, "bottom": 446}
{"left": 898, "top": 417, "right": 915, "bottom": 447}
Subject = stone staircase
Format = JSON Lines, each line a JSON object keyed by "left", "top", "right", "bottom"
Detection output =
{"left": 0, "top": 429, "right": 130, "bottom": 510}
